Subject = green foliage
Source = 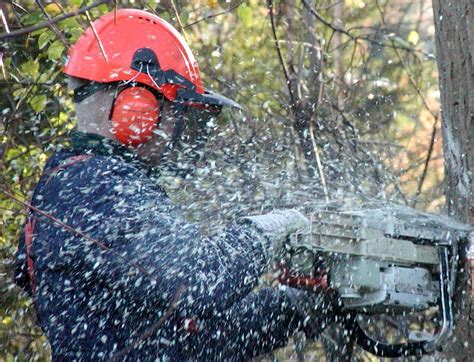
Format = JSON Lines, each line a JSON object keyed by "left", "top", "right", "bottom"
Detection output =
{"left": 236, "top": 4, "right": 253, "bottom": 27}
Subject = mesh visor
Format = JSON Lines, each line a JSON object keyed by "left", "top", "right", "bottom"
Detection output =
{"left": 163, "top": 103, "right": 222, "bottom": 176}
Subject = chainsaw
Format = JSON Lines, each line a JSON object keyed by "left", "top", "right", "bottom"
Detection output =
{"left": 283, "top": 197, "right": 473, "bottom": 357}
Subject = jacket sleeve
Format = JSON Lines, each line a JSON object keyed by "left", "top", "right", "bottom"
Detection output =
{"left": 33, "top": 155, "right": 271, "bottom": 318}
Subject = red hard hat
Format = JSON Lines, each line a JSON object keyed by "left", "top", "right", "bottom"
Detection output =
{"left": 64, "top": 9, "right": 240, "bottom": 109}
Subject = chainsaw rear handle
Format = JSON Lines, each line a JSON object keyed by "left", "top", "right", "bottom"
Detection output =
{"left": 279, "top": 271, "right": 432, "bottom": 357}
{"left": 352, "top": 320, "right": 429, "bottom": 357}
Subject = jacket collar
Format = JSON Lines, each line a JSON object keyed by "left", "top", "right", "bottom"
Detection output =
{"left": 70, "top": 130, "right": 151, "bottom": 171}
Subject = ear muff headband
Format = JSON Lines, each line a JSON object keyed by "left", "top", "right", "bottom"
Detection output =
{"left": 73, "top": 82, "right": 116, "bottom": 103}
{"left": 110, "top": 87, "right": 161, "bottom": 146}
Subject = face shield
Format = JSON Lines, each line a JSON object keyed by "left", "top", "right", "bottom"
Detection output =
{"left": 159, "top": 101, "right": 224, "bottom": 177}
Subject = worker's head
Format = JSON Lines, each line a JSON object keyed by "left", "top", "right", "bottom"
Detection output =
{"left": 64, "top": 9, "right": 240, "bottom": 169}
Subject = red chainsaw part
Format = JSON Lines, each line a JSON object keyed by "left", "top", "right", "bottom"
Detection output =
{"left": 278, "top": 266, "right": 329, "bottom": 291}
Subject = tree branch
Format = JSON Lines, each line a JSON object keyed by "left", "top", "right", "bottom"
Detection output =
{"left": 267, "top": 0, "right": 296, "bottom": 107}
{"left": 35, "top": 0, "right": 69, "bottom": 48}
{"left": 301, "top": 0, "right": 428, "bottom": 56}
{"left": 185, "top": 0, "right": 244, "bottom": 28}
{"left": 412, "top": 116, "right": 439, "bottom": 207}
{"left": 0, "top": 0, "right": 111, "bottom": 41}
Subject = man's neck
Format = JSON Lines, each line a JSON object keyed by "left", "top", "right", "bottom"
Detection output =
{"left": 77, "top": 123, "right": 114, "bottom": 139}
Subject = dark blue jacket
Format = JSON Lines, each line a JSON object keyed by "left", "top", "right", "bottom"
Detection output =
{"left": 15, "top": 132, "right": 304, "bottom": 360}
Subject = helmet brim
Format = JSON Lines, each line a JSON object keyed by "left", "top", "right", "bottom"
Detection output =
{"left": 176, "top": 89, "right": 242, "bottom": 110}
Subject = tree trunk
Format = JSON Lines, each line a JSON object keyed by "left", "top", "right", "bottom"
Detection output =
{"left": 432, "top": 0, "right": 474, "bottom": 358}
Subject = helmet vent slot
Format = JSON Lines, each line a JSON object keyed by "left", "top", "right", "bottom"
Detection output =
{"left": 137, "top": 16, "right": 157, "bottom": 25}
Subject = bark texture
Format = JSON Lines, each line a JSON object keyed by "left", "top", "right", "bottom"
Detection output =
{"left": 432, "top": 0, "right": 474, "bottom": 358}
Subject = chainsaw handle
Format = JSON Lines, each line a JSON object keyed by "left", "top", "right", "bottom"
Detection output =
{"left": 353, "top": 320, "right": 428, "bottom": 357}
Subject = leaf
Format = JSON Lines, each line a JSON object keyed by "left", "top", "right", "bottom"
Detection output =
{"left": 181, "top": 10, "right": 190, "bottom": 24}
{"left": 29, "top": 94, "right": 47, "bottom": 113}
{"left": 13, "top": 88, "right": 24, "bottom": 98}
{"left": 90, "top": 4, "right": 110, "bottom": 17}
{"left": 19, "top": 59, "right": 39, "bottom": 78}
{"left": 407, "top": 30, "right": 419, "bottom": 45}
{"left": 2, "top": 316, "right": 12, "bottom": 325}
{"left": 237, "top": 5, "right": 252, "bottom": 27}
{"left": 160, "top": 11, "right": 171, "bottom": 22}
{"left": 38, "top": 31, "right": 54, "bottom": 50}
{"left": 207, "top": 0, "right": 219, "bottom": 9}
{"left": 69, "top": 28, "right": 83, "bottom": 43}
{"left": 59, "top": 17, "right": 80, "bottom": 30}
{"left": 47, "top": 40, "right": 65, "bottom": 60}
{"left": 21, "top": 11, "right": 43, "bottom": 26}
{"left": 146, "top": 0, "right": 161, "bottom": 8}
{"left": 70, "top": 0, "right": 83, "bottom": 6}
{"left": 45, "top": 3, "right": 61, "bottom": 16}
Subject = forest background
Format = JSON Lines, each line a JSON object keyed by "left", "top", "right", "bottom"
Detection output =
{"left": 0, "top": 0, "right": 469, "bottom": 360}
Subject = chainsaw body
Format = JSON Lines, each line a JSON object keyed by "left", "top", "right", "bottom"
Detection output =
{"left": 287, "top": 199, "right": 472, "bottom": 356}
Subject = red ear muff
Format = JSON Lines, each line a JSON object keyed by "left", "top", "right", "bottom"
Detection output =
{"left": 110, "top": 87, "right": 160, "bottom": 146}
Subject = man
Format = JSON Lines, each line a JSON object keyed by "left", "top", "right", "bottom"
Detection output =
{"left": 15, "top": 9, "right": 336, "bottom": 360}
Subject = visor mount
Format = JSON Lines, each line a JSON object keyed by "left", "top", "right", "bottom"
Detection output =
{"left": 131, "top": 48, "right": 196, "bottom": 92}
{"left": 131, "top": 48, "right": 160, "bottom": 71}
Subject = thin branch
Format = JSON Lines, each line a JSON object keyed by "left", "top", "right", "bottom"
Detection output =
{"left": 412, "top": 116, "right": 439, "bottom": 207}
{"left": 185, "top": 0, "right": 244, "bottom": 28}
{"left": 11, "top": 2, "right": 28, "bottom": 14}
{"left": 168, "top": 0, "right": 188, "bottom": 43}
{"left": 375, "top": 1, "right": 437, "bottom": 119}
{"left": 0, "top": 0, "right": 111, "bottom": 41}
{"left": 85, "top": 10, "right": 108, "bottom": 62}
{"left": 300, "top": 0, "right": 429, "bottom": 56}
{"left": 0, "top": 48, "right": 6, "bottom": 78}
{"left": 35, "top": 0, "right": 69, "bottom": 48}
{"left": 374, "top": 0, "right": 439, "bottom": 208}
{"left": 0, "top": 6, "right": 10, "bottom": 33}
{"left": 267, "top": 0, "right": 296, "bottom": 107}
{"left": 309, "top": 122, "right": 329, "bottom": 202}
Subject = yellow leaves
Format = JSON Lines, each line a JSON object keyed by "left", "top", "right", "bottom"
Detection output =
{"left": 39, "top": 152, "right": 48, "bottom": 163}
{"left": 207, "top": 0, "right": 219, "bottom": 9}
{"left": 45, "top": 3, "right": 61, "bottom": 16}
{"left": 407, "top": 30, "right": 419, "bottom": 45}
{"left": 347, "top": 0, "right": 366, "bottom": 9}
{"left": 1, "top": 316, "right": 12, "bottom": 325}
